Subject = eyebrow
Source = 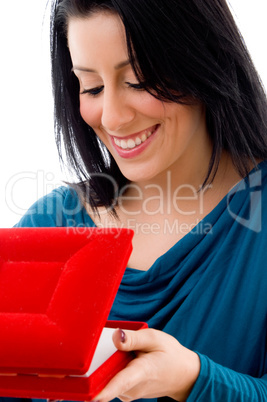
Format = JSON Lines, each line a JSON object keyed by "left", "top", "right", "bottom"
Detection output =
{"left": 72, "top": 60, "right": 130, "bottom": 73}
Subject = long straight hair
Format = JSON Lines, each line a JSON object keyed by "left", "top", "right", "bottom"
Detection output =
{"left": 51, "top": 0, "right": 267, "bottom": 213}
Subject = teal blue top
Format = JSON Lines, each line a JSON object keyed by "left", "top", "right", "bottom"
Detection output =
{"left": 4, "top": 161, "right": 267, "bottom": 401}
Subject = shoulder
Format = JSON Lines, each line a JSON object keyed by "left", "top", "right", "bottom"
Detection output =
{"left": 14, "top": 186, "right": 95, "bottom": 228}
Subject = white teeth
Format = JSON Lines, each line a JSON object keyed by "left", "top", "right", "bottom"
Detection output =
{"left": 114, "top": 126, "right": 157, "bottom": 150}
{"left": 141, "top": 133, "right": 147, "bottom": 142}
{"left": 120, "top": 140, "right": 128, "bottom": 149}
{"left": 127, "top": 139, "right": 136, "bottom": 149}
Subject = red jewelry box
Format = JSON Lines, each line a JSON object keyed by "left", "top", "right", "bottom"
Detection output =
{"left": 0, "top": 227, "right": 147, "bottom": 400}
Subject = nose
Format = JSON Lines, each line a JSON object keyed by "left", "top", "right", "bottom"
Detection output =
{"left": 101, "top": 88, "right": 135, "bottom": 132}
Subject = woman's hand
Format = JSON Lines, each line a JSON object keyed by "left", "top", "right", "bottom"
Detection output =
{"left": 94, "top": 328, "right": 200, "bottom": 402}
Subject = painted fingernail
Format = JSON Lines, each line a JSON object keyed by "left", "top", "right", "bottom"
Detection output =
{"left": 119, "top": 328, "right": 126, "bottom": 343}
{"left": 47, "top": 400, "right": 63, "bottom": 402}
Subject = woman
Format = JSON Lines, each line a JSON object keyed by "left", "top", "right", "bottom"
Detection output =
{"left": 13, "top": 0, "right": 267, "bottom": 400}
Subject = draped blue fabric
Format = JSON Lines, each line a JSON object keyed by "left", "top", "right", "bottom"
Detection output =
{"left": 3, "top": 161, "right": 267, "bottom": 401}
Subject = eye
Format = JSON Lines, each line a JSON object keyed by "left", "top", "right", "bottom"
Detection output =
{"left": 126, "top": 82, "right": 145, "bottom": 90}
{"left": 80, "top": 86, "right": 104, "bottom": 97}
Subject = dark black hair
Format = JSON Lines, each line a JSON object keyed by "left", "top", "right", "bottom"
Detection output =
{"left": 50, "top": 0, "right": 267, "bottom": 212}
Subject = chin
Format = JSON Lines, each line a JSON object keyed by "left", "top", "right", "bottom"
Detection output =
{"left": 120, "top": 169, "right": 157, "bottom": 184}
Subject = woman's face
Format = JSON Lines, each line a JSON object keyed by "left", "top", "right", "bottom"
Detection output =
{"left": 68, "top": 12, "right": 210, "bottom": 184}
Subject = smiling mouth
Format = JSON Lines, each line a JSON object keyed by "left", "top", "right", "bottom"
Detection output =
{"left": 112, "top": 125, "right": 159, "bottom": 150}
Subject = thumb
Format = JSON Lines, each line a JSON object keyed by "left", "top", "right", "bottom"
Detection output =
{"left": 112, "top": 327, "right": 163, "bottom": 353}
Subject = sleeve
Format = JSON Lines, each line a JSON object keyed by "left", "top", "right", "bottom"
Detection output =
{"left": 14, "top": 186, "right": 95, "bottom": 228}
{"left": 187, "top": 353, "right": 267, "bottom": 401}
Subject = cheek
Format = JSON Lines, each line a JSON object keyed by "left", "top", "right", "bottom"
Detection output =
{"left": 79, "top": 97, "right": 102, "bottom": 128}
{"left": 137, "top": 95, "right": 165, "bottom": 117}
{"left": 164, "top": 102, "right": 204, "bottom": 130}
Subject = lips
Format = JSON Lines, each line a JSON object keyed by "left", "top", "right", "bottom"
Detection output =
{"left": 112, "top": 125, "right": 158, "bottom": 151}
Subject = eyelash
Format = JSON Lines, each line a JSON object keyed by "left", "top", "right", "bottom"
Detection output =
{"left": 80, "top": 86, "right": 103, "bottom": 97}
{"left": 80, "top": 82, "right": 145, "bottom": 97}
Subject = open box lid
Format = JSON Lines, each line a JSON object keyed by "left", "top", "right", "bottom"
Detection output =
{"left": 0, "top": 227, "right": 133, "bottom": 376}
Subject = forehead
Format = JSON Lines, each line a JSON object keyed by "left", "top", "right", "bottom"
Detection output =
{"left": 67, "top": 12, "right": 128, "bottom": 67}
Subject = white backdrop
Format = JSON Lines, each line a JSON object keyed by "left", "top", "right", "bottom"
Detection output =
{"left": 1, "top": 0, "right": 267, "bottom": 227}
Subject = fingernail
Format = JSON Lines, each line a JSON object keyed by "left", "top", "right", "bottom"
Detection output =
{"left": 119, "top": 328, "right": 126, "bottom": 343}
{"left": 47, "top": 400, "right": 63, "bottom": 402}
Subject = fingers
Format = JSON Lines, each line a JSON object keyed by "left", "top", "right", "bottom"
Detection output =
{"left": 96, "top": 328, "right": 161, "bottom": 402}
{"left": 95, "top": 358, "right": 146, "bottom": 402}
{"left": 95, "top": 328, "right": 185, "bottom": 402}
{"left": 112, "top": 327, "right": 165, "bottom": 353}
